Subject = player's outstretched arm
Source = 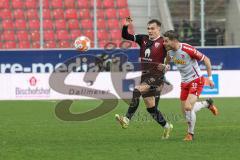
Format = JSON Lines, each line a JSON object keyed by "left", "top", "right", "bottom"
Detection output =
{"left": 122, "top": 17, "right": 135, "bottom": 41}
{"left": 203, "top": 56, "right": 214, "bottom": 88}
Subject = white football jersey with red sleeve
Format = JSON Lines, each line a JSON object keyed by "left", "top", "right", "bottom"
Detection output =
{"left": 168, "top": 43, "right": 205, "bottom": 83}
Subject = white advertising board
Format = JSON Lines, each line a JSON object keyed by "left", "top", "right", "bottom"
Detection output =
{"left": 0, "top": 71, "right": 239, "bottom": 100}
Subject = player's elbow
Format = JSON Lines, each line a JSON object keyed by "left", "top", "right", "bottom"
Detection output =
{"left": 203, "top": 56, "right": 210, "bottom": 64}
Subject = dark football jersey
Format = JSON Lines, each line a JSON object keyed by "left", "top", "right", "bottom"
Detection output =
{"left": 134, "top": 34, "right": 166, "bottom": 75}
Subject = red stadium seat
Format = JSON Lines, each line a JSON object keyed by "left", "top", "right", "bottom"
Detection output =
{"left": 70, "top": 30, "right": 81, "bottom": 40}
{"left": 13, "top": 9, "right": 25, "bottom": 19}
{"left": 43, "top": 0, "right": 49, "bottom": 8}
{"left": 0, "top": 9, "right": 12, "bottom": 19}
{"left": 2, "top": 31, "right": 15, "bottom": 41}
{"left": 65, "top": 9, "right": 78, "bottom": 19}
{"left": 59, "top": 41, "right": 71, "bottom": 48}
{"left": 97, "top": 9, "right": 105, "bottom": 19}
{"left": 105, "top": 9, "right": 117, "bottom": 19}
{"left": 78, "top": 9, "right": 91, "bottom": 19}
{"left": 97, "top": 19, "right": 106, "bottom": 29}
{"left": 116, "top": 0, "right": 128, "bottom": 8}
{"left": 98, "top": 40, "right": 107, "bottom": 48}
{"left": 76, "top": 0, "right": 89, "bottom": 8}
{"left": 55, "top": 19, "right": 67, "bottom": 30}
{"left": 0, "top": 42, "right": 2, "bottom": 48}
{"left": 19, "top": 41, "right": 31, "bottom": 48}
{"left": 90, "top": 0, "right": 102, "bottom": 8}
{"left": 98, "top": 30, "right": 108, "bottom": 41}
{"left": 25, "top": 0, "right": 38, "bottom": 9}
{"left": 4, "top": 41, "right": 17, "bottom": 49}
{"left": 32, "top": 41, "right": 40, "bottom": 48}
{"left": 68, "top": 19, "right": 80, "bottom": 30}
{"left": 83, "top": 30, "right": 94, "bottom": 40}
{"left": 43, "top": 9, "right": 52, "bottom": 19}
{"left": 56, "top": 30, "right": 70, "bottom": 41}
{"left": 107, "top": 19, "right": 119, "bottom": 29}
{"left": 44, "top": 30, "right": 55, "bottom": 41}
{"left": 81, "top": 19, "right": 93, "bottom": 29}
{"left": 26, "top": 9, "right": 39, "bottom": 19}
{"left": 102, "top": 0, "right": 114, "bottom": 8}
{"left": 52, "top": 9, "right": 64, "bottom": 19}
{"left": 2, "top": 20, "right": 14, "bottom": 30}
{"left": 0, "top": 0, "right": 10, "bottom": 9}
{"left": 29, "top": 20, "right": 40, "bottom": 30}
{"left": 16, "top": 31, "right": 29, "bottom": 41}
{"left": 64, "top": 0, "right": 75, "bottom": 9}
{"left": 51, "top": 0, "right": 63, "bottom": 8}
{"left": 43, "top": 20, "right": 54, "bottom": 30}
{"left": 110, "top": 29, "right": 122, "bottom": 40}
{"left": 45, "top": 41, "right": 57, "bottom": 48}
{"left": 12, "top": 0, "right": 23, "bottom": 9}
{"left": 118, "top": 8, "right": 130, "bottom": 18}
{"left": 15, "top": 20, "right": 27, "bottom": 30}
{"left": 30, "top": 30, "right": 40, "bottom": 41}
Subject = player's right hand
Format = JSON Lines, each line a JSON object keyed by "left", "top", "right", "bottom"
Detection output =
{"left": 124, "top": 16, "right": 133, "bottom": 26}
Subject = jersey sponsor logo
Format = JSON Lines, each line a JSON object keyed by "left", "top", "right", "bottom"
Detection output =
{"left": 144, "top": 48, "right": 151, "bottom": 58}
{"left": 173, "top": 56, "right": 186, "bottom": 65}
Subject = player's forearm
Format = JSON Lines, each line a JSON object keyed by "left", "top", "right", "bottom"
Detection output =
{"left": 204, "top": 56, "right": 212, "bottom": 79}
{"left": 164, "top": 54, "right": 171, "bottom": 65}
{"left": 122, "top": 25, "right": 134, "bottom": 41}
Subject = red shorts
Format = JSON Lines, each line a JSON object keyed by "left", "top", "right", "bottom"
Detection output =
{"left": 180, "top": 76, "right": 205, "bottom": 101}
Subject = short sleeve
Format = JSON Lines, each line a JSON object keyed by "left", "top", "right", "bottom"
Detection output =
{"left": 181, "top": 44, "right": 205, "bottom": 61}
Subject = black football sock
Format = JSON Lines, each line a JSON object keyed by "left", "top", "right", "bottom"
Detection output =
{"left": 147, "top": 106, "right": 167, "bottom": 127}
{"left": 125, "top": 89, "right": 141, "bottom": 119}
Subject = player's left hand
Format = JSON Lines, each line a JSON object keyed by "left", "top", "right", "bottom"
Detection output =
{"left": 157, "top": 64, "right": 170, "bottom": 72}
{"left": 157, "top": 64, "right": 166, "bottom": 71}
{"left": 209, "top": 80, "right": 215, "bottom": 88}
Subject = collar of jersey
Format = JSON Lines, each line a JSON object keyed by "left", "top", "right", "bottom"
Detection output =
{"left": 149, "top": 35, "right": 161, "bottom": 41}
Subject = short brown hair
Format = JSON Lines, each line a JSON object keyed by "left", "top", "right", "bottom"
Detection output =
{"left": 163, "top": 30, "right": 179, "bottom": 40}
{"left": 148, "top": 19, "right": 161, "bottom": 27}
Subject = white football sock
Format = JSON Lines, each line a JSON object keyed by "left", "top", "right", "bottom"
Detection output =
{"left": 185, "top": 110, "right": 196, "bottom": 134}
{"left": 193, "top": 101, "right": 208, "bottom": 113}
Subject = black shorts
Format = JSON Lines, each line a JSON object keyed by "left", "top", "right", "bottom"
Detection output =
{"left": 140, "top": 72, "right": 164, "bottom": 97}
{"left": 140, "top": 72, "right": 164, "bottom": 87}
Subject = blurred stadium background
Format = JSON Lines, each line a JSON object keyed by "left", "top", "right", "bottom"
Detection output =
{"left": 0, "top": 0, "right": 239, "bottom": 48}
{"left": 1, "top": 0, "right": 240, "bottom": 160}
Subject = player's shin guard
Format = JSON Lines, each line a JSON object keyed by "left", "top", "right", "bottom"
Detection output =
{"left": 125, "top": 89, "right": 141, "bottom": 120}
{"left": 147, "top": 106, "right": 167, "bottom": 127}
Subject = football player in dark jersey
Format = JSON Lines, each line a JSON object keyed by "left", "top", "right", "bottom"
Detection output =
{"left": 115, "top": 17, "right": 173, "bottom": 139}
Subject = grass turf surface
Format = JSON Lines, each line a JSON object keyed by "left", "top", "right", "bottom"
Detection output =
{"left": 0, "top": 98, "right": 240, "bottom": 160}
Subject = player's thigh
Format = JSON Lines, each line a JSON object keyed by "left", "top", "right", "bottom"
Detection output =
{"left": 156, "top": 83, "right": 164, "bottom": 92}
{"left": 186, "top": 94, "right": 198, "bottom": 108}
{"left": 135, "top": 82, "right": 150, "bottom": 93}
{"left": 143, "top": 96, "right": 155, "bottom": 108}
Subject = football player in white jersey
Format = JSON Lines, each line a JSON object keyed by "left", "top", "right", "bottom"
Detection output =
{"left": 163, "top": 30, "right": 219, "bottom": 141}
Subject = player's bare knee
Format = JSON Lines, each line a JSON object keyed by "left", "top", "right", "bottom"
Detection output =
{"left": 184, "top": 101, "right": 193, "bottom": 111}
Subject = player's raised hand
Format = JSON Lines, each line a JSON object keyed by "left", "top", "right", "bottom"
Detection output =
{"left": 124, "top": 16, "right": 133, "bottom": 26}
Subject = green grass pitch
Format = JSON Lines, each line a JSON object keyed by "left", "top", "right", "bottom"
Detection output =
{"left": 0, "top": 98, "right": 240, "bottom": 160}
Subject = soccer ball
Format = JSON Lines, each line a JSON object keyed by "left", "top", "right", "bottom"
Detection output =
{"left": 74, "top": 36, "right": 91, "bottom": 51}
